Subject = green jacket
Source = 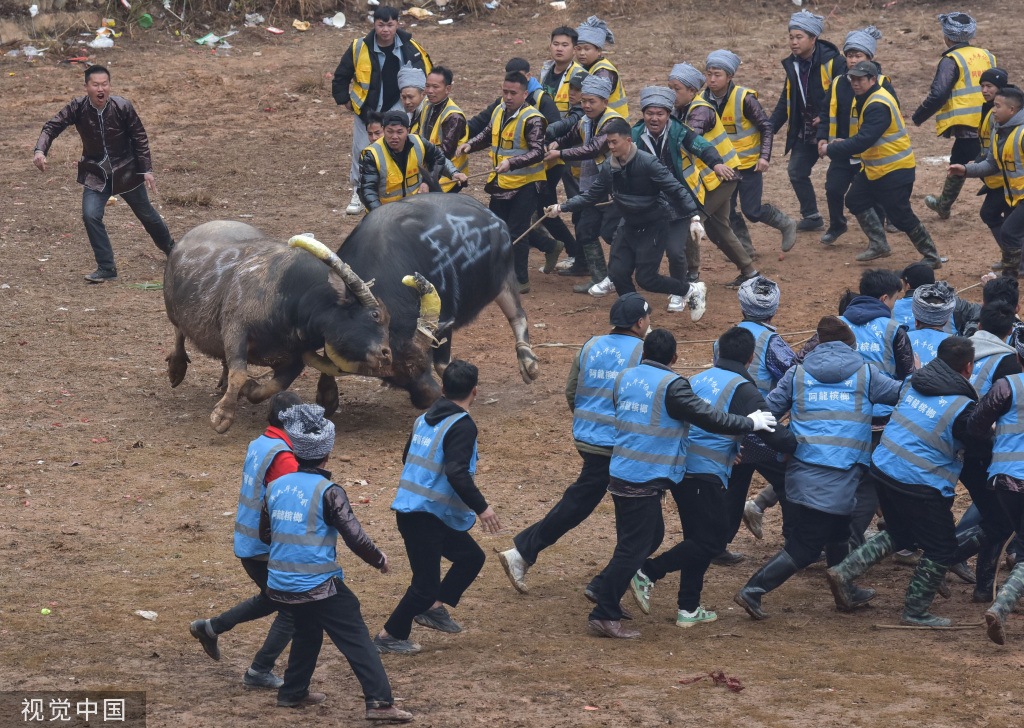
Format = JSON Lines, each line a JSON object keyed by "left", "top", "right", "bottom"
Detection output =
{"left": 630, "top": 117, "right": 720, "bottom": 186}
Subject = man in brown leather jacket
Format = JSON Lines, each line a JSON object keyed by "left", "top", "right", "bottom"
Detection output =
{"left": 33, "top": 65, "right": 173, "bottom": 282}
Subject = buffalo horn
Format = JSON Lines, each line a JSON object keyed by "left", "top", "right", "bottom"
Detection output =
{"left": 402, "top": 273, "right": 441, "bottom": 344}
{"left": 288, "top": 234, "right": 378, "bottom": 308}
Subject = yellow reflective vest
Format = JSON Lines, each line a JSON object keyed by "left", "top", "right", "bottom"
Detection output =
{"left": 488, "top": 104, "right": 547, "bottom": 190}
{"left": 364, "top": 134, "right": 427, "bottom": 204}
{"left": 578, "top": 108, "right": 624, "bottom": 167}
{"left": 550, "top": 60, "right": 584, "bottom": 116}
{"left": 855, "top": 87, "right": 916, "bottom": 181}
{"left": 934, "top": 45, "right": 996, "bottom": 135}
{"left": 347, "top": 37, "right": 432, "bottom": 116}
{"left": 994, "top": 123, "right": 1024, "bottom": 208}
{"left": 586, "top": 58, "right": 629, "bottom": 117}
{"left": 784, "top": 57, "right": 838, "bottom": 128}
{"left": 979, "top": 109, "right": 1005, "bottom": 191}
{"left": 422, "top": 97, "right": 468, "bottom": 193}
{"left": 707, "top": 85, "right": 761, "bottom": 170}
{"left": 683, "top": 97, "right": 740, "bottom": 193}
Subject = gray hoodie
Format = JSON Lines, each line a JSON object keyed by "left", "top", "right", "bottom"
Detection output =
{"left": 964, "top": 107, "right": 1024, "bottom": 179}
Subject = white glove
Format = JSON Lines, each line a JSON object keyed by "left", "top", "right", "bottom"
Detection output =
{"left": 747, "top": 409, "right": 777, "bottom": 433}
{"left": 689, "top": 215, "right": 705, "bottom": 242}
{"left": 544, "top": 204, "right": 561, "bottom": 218}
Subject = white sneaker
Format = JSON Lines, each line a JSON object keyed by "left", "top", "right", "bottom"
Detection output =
{"left": 667, "top": 294, "right": 685, "bottom": 312}
{"left": 685, "top": 281, "right": 707, "bottom": 321}
{"left": 345, "top": 190, "right": 363, "bottom": 215}
{"left": 498, "top": 547, "right": 529, "bottom": 594}
{"left": 588, "top": 276, "right": 615, "bottom": 298}
{"left": 555, "top": 256, "right": 575, "bottom": 270}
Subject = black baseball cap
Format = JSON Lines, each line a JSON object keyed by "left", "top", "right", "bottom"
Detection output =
{"left": 382, "top": 110, "right": 410, "bottom": 128}
{"left": 610, "top": 292, "right": 650, "bottom": 327}
{"left": 568, "top": 69, "right": 589, "bottom": 90}
{"left": 847, "top": 60, "right": 880, "bottom": 78}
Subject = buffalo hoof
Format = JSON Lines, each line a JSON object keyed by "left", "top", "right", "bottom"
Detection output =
{"left": 167, "top": 354, "right": 189, "bottom": 388}
{"left": 317, "top": 374, "right": 340, "bottom": 417}
{"left": 210, "top": 406, "right": 235, "bottom": 434}
{"left": 517, "top": 348, "right": 540, "bottom": 383}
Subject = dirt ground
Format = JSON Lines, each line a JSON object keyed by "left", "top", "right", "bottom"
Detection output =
{"left": 3, "top": 1, "right": 1024, "bottom": 725}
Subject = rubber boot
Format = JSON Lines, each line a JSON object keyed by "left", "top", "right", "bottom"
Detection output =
{"left": 730, "top": 209, "right": 755, "bottom": 257}
{"left": 907, "top": 223, "right": 942, "bottom": 269}
{"left": 760, "top": 204, "right": 797, "bottom": 253}
{"left": 949, "top": 525, "right": 984, "bottom": 585}
{"left": 901, "top": 557, "right": 951, "bottom": 627}
{"left": 733, "top": 550, "right": 800, "bottom": 620}
{"left": 985, "top": 563, "right": 1024, "bottom": 645}
{"left": 972, "top": 538, "right": 1004, "bottom": 603}
{"left": 853, "top": 209, "right": 891, "bottom": 262}
{"left": 573, "top": 242, "right": 608, "bottom": 294}
{"left": 924, "top": 176, "right": 966, "bottom": 220}
{"left": 826, "top": 531, "right": 892, "bottom": 611}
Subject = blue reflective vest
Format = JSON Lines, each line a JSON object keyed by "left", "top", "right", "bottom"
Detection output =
{"left": 684, "top": 367, "right": 746, "bottom": 486}
{"left": 789, "top": 363, "right": 874, "bottom": 468}
{"left": 609, "top": 363, "right": 689, "bottom": 485}
{"left": 970, "top": 353, "right": 1006, "bottom": 397}
{"left": 393, "top": 412, "right": 478, "bottom": 531}
{"left": 907, "top": 328, "right": 951, "bottom": 367}
{"left": 893, "top": 298, "right": 954, "bottom": 334}
{"left": 714, "top": 321, "right": 776, "bottom": 397}
{"left": 872, "top": 384, "right": 971, "bottom": 496}
{"left": 572, "top": 334, "right": 645, "bottom": 448}
{"left": 841, "top": 314, "right": 901, "bottom": 418}
{"left": 234, "top": 435, "right": 291, "bottom": 559}
{"left": 990, "top": 373, "right": 1024, "bottom": 480}
{"left": 266, "top": 472, "right": 343, "bottom": 592}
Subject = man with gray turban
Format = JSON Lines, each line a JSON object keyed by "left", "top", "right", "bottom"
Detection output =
{"left": 768, "top": 10, "right": 846, "bottom": 233}
{"left": 574, "top": 16, "right": 628, "bottom": 116}
{"left": 702, "top": 49, "right": 798, "bottom": 256}
{"left": 259, "top": 403, "right": 412, "bottom": 721}
{"left": 912, "top": 11, "right": 995, "bottom": 220}
{"left": 908, "top": 282, "right": 956, "bottom": 365}
{"left": 397, "top": 63, "right": 428, "bottom": 130}
{"left": 668, "top": 62, "right": 759, "bottom": 288}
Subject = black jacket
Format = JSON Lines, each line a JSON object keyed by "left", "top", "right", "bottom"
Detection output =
{"left": 332, "top": 29, "right": 430, "bottom": 121}
{"left": 769, "top": 39, "right": 846, "bottom": 154}
{"left": 817, "top": 67, "right": 899, "bottom": 142}
{"left": 546, "top": 104, "right": 584, "bottom": 143}
{"left": 467, "top": 92, "right": 561, "bottom": 139}
{"left": 826, "top": 82, "right": 895, "bottom": 160}
{"left": 356, "top": 137, "right": 456, "bottom": 211}
{"left": 401, "top": 398, "right": 488, "bottom": 515}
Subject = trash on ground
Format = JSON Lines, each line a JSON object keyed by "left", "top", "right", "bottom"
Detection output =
{"left": 324, "top": 11, "right": 346, "bottom": 27}
{"left": 438, "top": 18, "right": 453, "bottom": 24}
{"left": 88, "top": 36, "right": 114, "bottom": 49}
{"left": 244, "top": 13, "right": 264, "bottom": 25}
{"left": 134, "top": 610, "right": 158, "bottom": 621}
{"left": 679, "top": 671, "right": 744, "bottom": 692}
{"left": 404, "top": 7, "right": 432, "bottom": 18}
{"left": 195, "top": 32, "right": 220, "bottom": 45}
{"left": 292, "top": 19, "right": 311, "bottom": 31}
{"left": 29, "top": 3, "right": 38, "bottom": 16}
{"left": 138, "top": 14, "right": 154, "bottom": 28}
{"left": 266, "top": 26, "right": 285, "bottom": 34}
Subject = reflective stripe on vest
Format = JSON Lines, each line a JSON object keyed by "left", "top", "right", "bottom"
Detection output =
{"left": 872, "top": 384, "right": 970, "bottom": 495}
{"left": 907, "top": 328, "right": 951, "bottom": 367}
{"left": 683, "top": 98, "right": 740, "bottom": 192}
{"left": 713, "top": 85, "right": 760, "bottom": 170}
{"left": 572, "top": 334, "right": 645, "bottom": 448}
{"left": 393, "top": 412, "right": 478, "bottom": 530}
{"left": 348, "top": 37, "right": 432, "bottom": 116}
{"left": 684, "top": 367, "right": 746, "bottom": 486}
{"left": 425, "top": 97, "right": 469, "bottom": 192}
{"left": 995, "top": 123, "right": 1024, "bottom": 209}
{"left": 609, "top": 364, "right": 689, "bottom": 484}
{"left": 267, "top": 473, "right": 342, "bottom": 592}
{"left": 990, "top": 373, "right": 1024, "bottom": 479}
{"left": 365, "top": 135, "right": 427, "bottom": 204}
{"left": 552, "top": 60, "right": 584, "bottom": 115}
{"left": 588, "top": 58, "right": 629, "bottom": 116}
{"left": 835, "top": 74, "right": 891, "bottom": 159}
{"left": 970, "top": 352, "right": 1005, "bottom": 397}
{"left": 935, "top": 46, "right": 996, "bottom": 135}
{"left": 488, "top": 104, "right": 547, "bottom": 189}
{"left": 980, "top": 109, "right": 1005, "bottom": 190}
{"left": 858, "top": 87, "right": 915, "bottom": 180}
{"left": 676, "top": 120, "right": 709, "bottom": 205}
{"left": 790, "top": 363, "right": 873, "bottom": 468}
{"left": 234, "top": 435, "right": 290, "bottom": 558}
{"left": 713, "top": 321, "right": 776, "bottom": 396}
{"left": 841, "top": 314, "right": 900, "bottom": 418}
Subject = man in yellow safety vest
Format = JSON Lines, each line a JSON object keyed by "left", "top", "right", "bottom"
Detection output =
{"left": 419, "top": 65, "right": 469, "bottom": 193}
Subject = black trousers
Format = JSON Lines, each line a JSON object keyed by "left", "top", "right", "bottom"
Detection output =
{"left": 539, "top": 166, "right": 578, "bottom": 257}
{"left": 607, "top": 217, "right": 687, "bottom": 297}
{"left": 513, "top": 451, "right": 610, "bottom": 565}
{"left": 643, "top": 477, "right": 729, "bottom": 612}
{"left": 949, "top": 136, "right": 982, "bottom": 166}
{"left": 278, "top": 579, "right": 393, "bottom": 708}
{"left": 662, "top": 218, "right": 692, "bottom": 295}
{"left": 996, "top": 489, "right": 1024, "bottom": 536}
{"left": 960, "top": 457, "right": 1015, "bottom": 545}
{"left": 845, "top": 167, "right": 920, "bottom": 233}
{"left": 875, "top": 478, "right": 957, "bottom": 565}
{"left": 980, "top": 187, "right": 1013, "bottom": 238}
{"left": 382, "top": 511, "right": 485, "bottom": 640}
{"left": 209, "top": 557, "right": 294, "bottom": 674}
{"left": 575, "top": 203, "right": 621, "bottom": 249}
{"left": 725, "top": 459, "right": 790, "bottom": 544}
{"left": 590, "top": 494, "right": 665, "bottom": 621}
{"left": 782, "top": 501, "right": 852, "bottom": 569}
{"left": 730, "top": 168, "right": 771, "bottom": 224}
{"left": 824, "top": 160, "right": 887, "bottom": 229}
{"left": 490, "top": 185, "right": 547, "bottom": 284}
{"left": 787, "top": 140, "right": 821, "bottom": 219}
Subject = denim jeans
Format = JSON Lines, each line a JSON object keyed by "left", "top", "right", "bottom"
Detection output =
{"left": 81, "top": 180, "right": 173, "bottom": 270}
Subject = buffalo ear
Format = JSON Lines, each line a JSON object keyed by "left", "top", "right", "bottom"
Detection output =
{"left": 327, "top": 269, "right": 354, "bottom": 305}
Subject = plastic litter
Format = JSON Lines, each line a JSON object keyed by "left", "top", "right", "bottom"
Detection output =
{"left": 195, "top": 32, "right": 220, "bottom": 45}
{"left": 22, "top": 45, "right": 43, "bottom": 57}
{"left": 549, "top": 0, "right": 566, "bottom": 8}
{"left": 292, "top": 19, "right": 311, "bottom": 31}
{"left": 323, "top": 11, "right": 346, "bottom": 27}
{"left": 404, "top": 7, "right": 432, "bottom": 18}
{"left": 266, "top": 26, "right": 284, "bottom": 34}
{"left": 484, "top": 1, "right": 499, "bottom": 8}
{"left": 437, "top": 18, "right": 453, "bottom": 24}
{"left": 134, "top": 610, "right": 158, "bottom": 621}
{"left": 41, "top": 608, "right": 51, "bottom": 615}
{"left": 88, "top": 36, "right": 114, "bottom": 48}
{"left": 138, "top": 13, "right": 153, "bottom": 28}
{"left": 29, "top": 4, "right": 38, "bottom": 16}
{"left": 102, "top": 17, "right": 116, "bottom": 26}
{"left": 244, "top": 12, "right": 264, "bottom": 25}
{"left": 367, "top": 0, "right": 380, "bottom": 5}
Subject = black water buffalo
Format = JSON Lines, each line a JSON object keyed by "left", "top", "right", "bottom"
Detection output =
{"left": 318, "top": 193, "right": 539, "bottom": 407}
{"left": 163, "top": 222, "right": 403, "bottom": 433}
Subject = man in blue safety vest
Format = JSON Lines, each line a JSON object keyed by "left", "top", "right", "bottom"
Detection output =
{"left": 374, "top": 360, "right": 500, "bottom": 655}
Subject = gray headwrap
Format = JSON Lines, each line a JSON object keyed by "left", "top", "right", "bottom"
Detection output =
{"left": 279, "top": 404, "right": 336, "bottom": 461}
{"left": 706, "top": 49, "right": 741, "bottom": 76}
{"left": 912, "top": 282, "right": 956, "bottom": 327}
{"left": 939, "top": 12, "right": 976, "bottom": 43}
{"left": 640, "top": 86, "right": 675, "bottom": 111}
{"left": 844, "top": 26, "right": 882, "bottom": 59}
{"left": 1013, "top": 326, "right": 1024, "bottom": 360}
{"left": 738, "top": 276, "right": 781, "bottom": 320}
{"left": 397, "top": 63, "right": 426, "bottom": 91}
{"left": 576, "top": 16, "right": 614, "bottom": 49}
{"left": 669, "top": 63, "right": 704, "bottom": 91}
{"left": 580, "top": 75, "right": 612, "bottom": 100}
{"left": 789, "top": 10, "right": 825, "bottom": 37}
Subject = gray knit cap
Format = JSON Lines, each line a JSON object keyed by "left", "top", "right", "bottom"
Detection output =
{"left": 844, "top": 26, "right": 882, "bottom": 59}
{"left": 912, "top": 282, "right": 956, "bottom": 327}
{"left": 706, "top": 49, "right": 741, "bottom": 76}
{"left": 669, "top": 63, "right": 704, "bottom": 91}
{"left": 397, "top": 63, "right": 426, "bottom": 91}
{"left": 939, "top": 12, "right": 976, "bottom": 43}
{"left": 279, "top": 404, "right": 336, "bottom": 461}
{"left": 576, "top": 16, "right": 614, "bottom": 49}
{"left": 738, "top": 276, "right": 781, "bottom": 320}
{"left": 581, "top": 75, "right": 612, "bottom": 100}
{"left": 640, "top": 85, "right": 675, "bottom": 111}
{"left": 789, "top": 10, "right": 825, "bottom": 37}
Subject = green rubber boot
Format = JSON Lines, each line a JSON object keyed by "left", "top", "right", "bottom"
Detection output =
{"left": 573, "top": 242, "right": 608, "bottom": 294}
{"left": 985, "top": 563, "right": 1024, "bottom": 645}
{"left": 901, "top": 557, "right": 951, "bottom": 627}
{"left": 907, "top": 223, "right": 942, "bottom": 269}
{"left": 924, "top": 176, "right": 966, "bottom": 220}
{"left": 826, "top": 531, "right": 893, "bottom": 611}
{"left": 854, "top": 209, "right": 891, "bottom": 262}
